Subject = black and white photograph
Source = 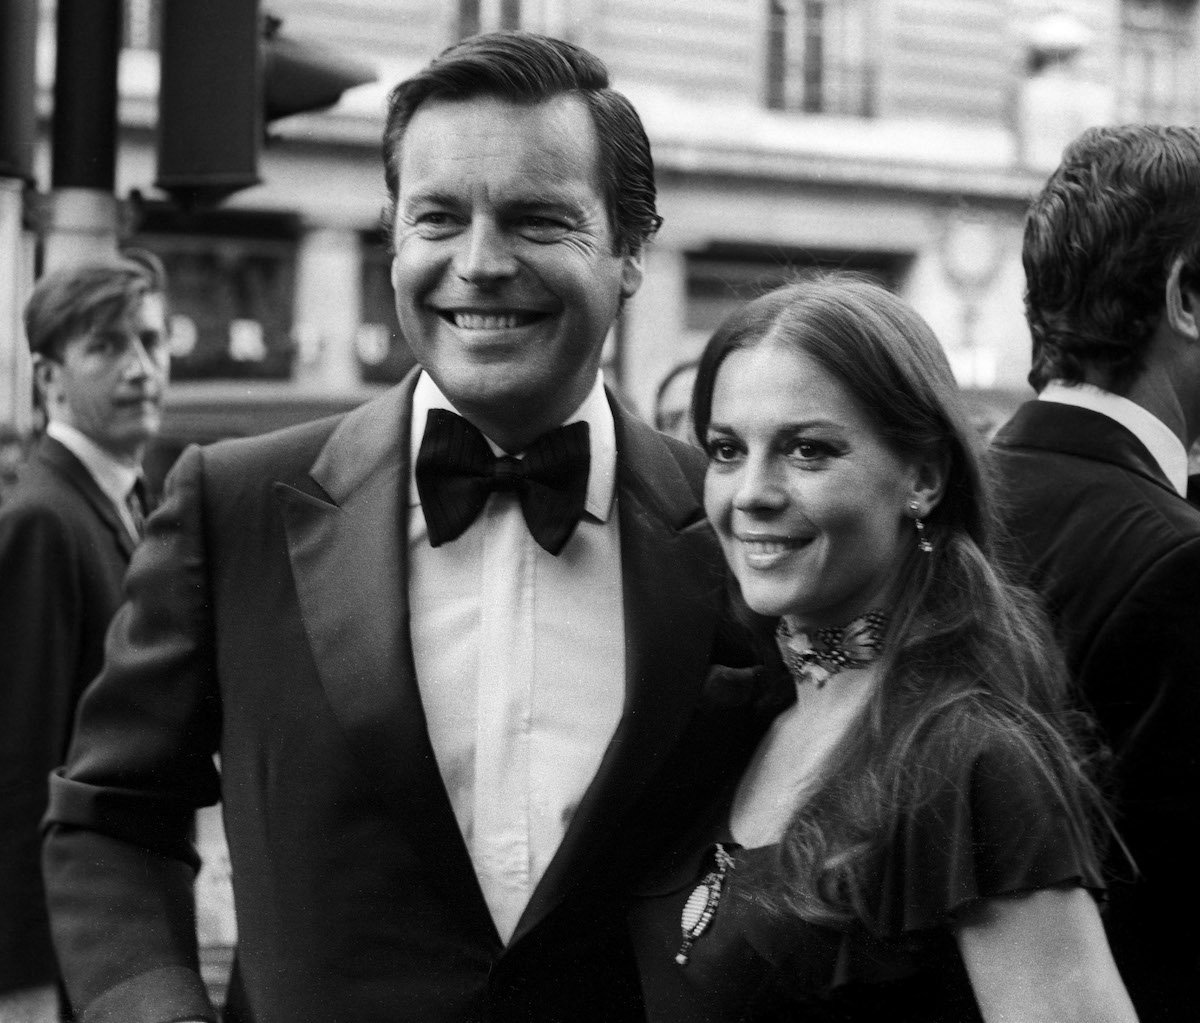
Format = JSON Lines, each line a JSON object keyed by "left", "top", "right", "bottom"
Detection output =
{"left": 1, "top": 2, "right": 1197, "bottom": 1021}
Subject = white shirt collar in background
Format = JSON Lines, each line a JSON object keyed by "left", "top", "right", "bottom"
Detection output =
{"left": 1039, "top": 380, "right": 1188, "bottom": 496}
{"left": 46, "top": 421, "right": 143, "bottom": 539}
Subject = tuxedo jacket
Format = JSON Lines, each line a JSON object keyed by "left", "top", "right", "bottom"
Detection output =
{"left": 43, "top": 375, "right": 760, "bottom": 1023}
{"left": 990, "top": 401, "right": 1200, "bottom": 1020}
{"left": 0, "top": 437, "right": 136, "bottom": 995}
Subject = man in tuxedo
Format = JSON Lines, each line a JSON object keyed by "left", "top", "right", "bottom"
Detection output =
{"left": 43, "top": 33, "right": 756, "bottom": 1023}
{"left": 0, "top": 252, "right": 169, "bottom": 1023}
{"left": 990, "top": 125, "right": 1200, "bottom": 1021}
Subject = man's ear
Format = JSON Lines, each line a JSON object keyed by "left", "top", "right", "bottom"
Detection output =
{"left": 1165, "top": 256, "right": 1200, "bottom": 343}
{"left": 32, "top": 354, "right": 57, "bottom": 403}
{"left": 619, "top": 246, "right": 644, "bottom": 301}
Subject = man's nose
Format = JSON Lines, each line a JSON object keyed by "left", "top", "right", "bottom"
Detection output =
{"left": 455, "top": 219, "right": 518, "bottom": 283}
{"left": 121, "top": 338, "right": 164, "bottom": 379}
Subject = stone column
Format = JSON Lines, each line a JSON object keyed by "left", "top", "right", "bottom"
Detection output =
{"left": 292, "top": 224, "right": 363, "bottom": 390}
{"left": 619, "top": 243, "right": 689, "bottom": 423}
{"left": 39, "top": 188, "right": 120, "bottom": 272}
{"left": 0, "top": 178, "right": 34, "bottom": 432}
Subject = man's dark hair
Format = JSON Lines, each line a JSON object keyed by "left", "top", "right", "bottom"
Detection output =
{"left": 1023, "top": 124, "right": 1200, "bottom": 393}
{"left": 381, "top": 30, "right": 662, "bottom": 256}
{"left": 25, "top": 249, "right": 167, "bottom": 361}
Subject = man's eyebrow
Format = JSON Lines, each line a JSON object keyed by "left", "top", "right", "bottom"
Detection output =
{"left": 400, "top": 188, "right": 462, "bottom": 210}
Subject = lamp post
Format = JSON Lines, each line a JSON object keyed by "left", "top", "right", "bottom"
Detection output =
{"left": 940, "top": 208, "right": 1004, "bottom": 388}
{"left": 1016, "top": 10, "right": 1106, "bottom": 171}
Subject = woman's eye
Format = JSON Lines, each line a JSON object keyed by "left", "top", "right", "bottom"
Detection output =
{"left": 790, "top": 439, "right": 829, "bottom": 460}
{"left": 705, "top": 439, "right": 741, "bottom": 463}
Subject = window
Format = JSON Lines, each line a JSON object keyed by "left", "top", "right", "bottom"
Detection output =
{"left": 1119, "top": 0, "right": 1199, "bottom": 123}
{"left": 764, "top": 0, "right": 874, "bottom": 115}
{"left": 686, "top": 243, "right": 905, "bottom": 338}
{"left": 132, "top": 207, "right": 301, "bottom": 381}
{"left": 457, "top": 0, "right": 521, "bottom": 39}
{"left": 356, "top": 229, "right": 417, "bottom": 385}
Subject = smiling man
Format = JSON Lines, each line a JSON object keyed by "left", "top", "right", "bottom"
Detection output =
{"left": 42, "top": 32, "right": 756, "bottom": 1023}
{"left": 0, "top": 251, "right": 168, "bottom": 1023}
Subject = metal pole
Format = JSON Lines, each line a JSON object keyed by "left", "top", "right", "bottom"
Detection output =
{"left": 52, "top": 0, "right": 121, "bottom": 190}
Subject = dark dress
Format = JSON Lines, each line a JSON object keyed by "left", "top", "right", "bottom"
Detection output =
{"left": 629, "top": 732, "right": 1103, "bottom": 1022}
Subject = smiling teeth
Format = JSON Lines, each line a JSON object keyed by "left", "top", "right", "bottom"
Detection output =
{"left": 742, "top": 539, "right": 796, "bottom": 555}
{"left": 453, "top": 312, "right": 524, "bottom": 330}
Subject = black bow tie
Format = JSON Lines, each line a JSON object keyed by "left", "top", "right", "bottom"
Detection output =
{"left": 415, "top": 409, "right": 591, "bottom": 556}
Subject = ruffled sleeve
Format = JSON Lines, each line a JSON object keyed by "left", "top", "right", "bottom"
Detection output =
{"left": 869, "top": 731, "right": 1104, "bottom": 938}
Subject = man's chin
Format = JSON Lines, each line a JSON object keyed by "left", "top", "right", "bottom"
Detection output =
{"left": 97, "top": 424, "right": 158, "bottom": 461}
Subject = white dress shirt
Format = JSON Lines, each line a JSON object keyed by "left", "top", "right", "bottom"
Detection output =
{"left": 407, "top": 371, "right": 626, "bottom": 943}
{"left": 1039, "top": 380, "right": 1189, "bottom": 496}
{"left": 46, "top": 421, "right": 143, "bottom": 543}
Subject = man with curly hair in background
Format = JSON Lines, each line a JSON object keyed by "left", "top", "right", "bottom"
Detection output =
{"left": 991, "top": 124, "right": 1200, "bottom": 1021}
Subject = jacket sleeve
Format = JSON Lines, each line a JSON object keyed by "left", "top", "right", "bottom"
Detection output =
{"left": 0, "top": 500, "right": 83, "bottom": 993}
{"left": 1075, "top": 535, "right": 1200, "bottom": 1004}
{"left": 42, "top": 445, "right": 223, "bottom": 1023}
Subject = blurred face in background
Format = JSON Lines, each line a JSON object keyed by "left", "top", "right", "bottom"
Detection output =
{"left": 36, "top": 292, "right": 169, "bottom": 464}
{"left": 702, "top": 340, "right": 924, "bottom": 628}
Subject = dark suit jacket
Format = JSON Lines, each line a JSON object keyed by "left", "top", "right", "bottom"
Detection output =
{"left": 42, "top": 376, "right": 759, "bottom": 1023}
{"left": 991, "top": 401, "right": 1200, "bottom": 1021}
{"left": 0, "top": 436, "right": 136, "bottom": 995}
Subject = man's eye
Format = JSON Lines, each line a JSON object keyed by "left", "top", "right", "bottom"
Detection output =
{"left": 413, "top": 212, "right": 459, "bottom": 236}
{"left": 517, "top": 216, "right": 570, "bottom": 239}
{"left": 90, "top": 334, "right": 124, "bottom": 356}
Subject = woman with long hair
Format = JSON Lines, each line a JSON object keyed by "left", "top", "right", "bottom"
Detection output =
{"left": 628, "top": 274, "right": 1135, "bottom": 1022}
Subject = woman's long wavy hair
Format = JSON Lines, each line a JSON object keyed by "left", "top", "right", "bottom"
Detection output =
{"left": 691, "top": 273, "right": 1107, "bottom": 929}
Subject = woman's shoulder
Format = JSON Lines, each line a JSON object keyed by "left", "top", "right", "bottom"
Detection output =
{"left": 907, "top": 689, "right": 1073, "bottom": 788}
{"left": 870, "top": 691, "right": 1103, "bottom": 935}
{"left": 904, "top": 691, "right": 1095, "bottom": 859}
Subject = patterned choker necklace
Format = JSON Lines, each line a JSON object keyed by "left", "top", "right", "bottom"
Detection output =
{"left": 775, "top": 610, "right": 889, "bottom": 688}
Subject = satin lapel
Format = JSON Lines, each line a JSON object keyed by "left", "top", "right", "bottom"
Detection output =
{"left": 995, "top": 401, "right": 1181, "bottom": 498}
{"left": 276, "top": 373, "right": 496, "bottom": 942}
{"left": 39, "top": 436, "right": 136, "bottom": 559}
{"left": 512, "top": 398, "right": 722, "bottom": 944}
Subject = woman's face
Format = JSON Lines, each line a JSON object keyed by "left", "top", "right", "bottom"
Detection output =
{"left": 703, "top": 340, "right": 925, "bottom": 629}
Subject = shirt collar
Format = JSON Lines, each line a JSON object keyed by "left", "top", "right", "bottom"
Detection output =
{"left": 1039, "top": 380, "right": 1189, "bottom": 495}
{"left": 409, "top": 370, "right": 617, "bottom": 521}
{"left": 46, "top": 421, "right": 141, "bottom": 509}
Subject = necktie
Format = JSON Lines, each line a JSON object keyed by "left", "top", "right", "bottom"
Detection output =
{"left": 415, "top": 409, "right": 591, "bottom": 556}
{"left": 125, "top": 477, "right": 148, "bottom": 542}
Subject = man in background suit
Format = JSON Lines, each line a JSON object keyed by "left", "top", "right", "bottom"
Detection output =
{"left": 43, "top": 33, "right": 756, "bottom": 1023}
{"left": 990, "top": 125, "right": 1200, "bottom": 1021}
{"left": 0, "top": 252, "right": 169, "bottom": 1023}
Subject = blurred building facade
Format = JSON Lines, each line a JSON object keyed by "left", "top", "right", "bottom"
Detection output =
{"left": 9, "top": 0, "right": 1200, "bottom": 433}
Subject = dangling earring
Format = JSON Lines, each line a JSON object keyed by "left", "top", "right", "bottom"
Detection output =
{"left": 909, "top": 499, "right": 933, "bottom": 553}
